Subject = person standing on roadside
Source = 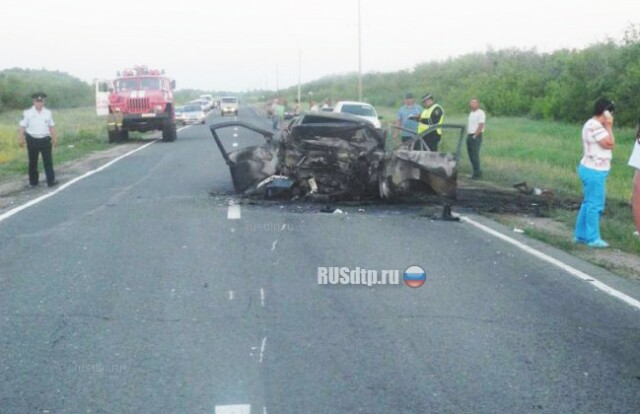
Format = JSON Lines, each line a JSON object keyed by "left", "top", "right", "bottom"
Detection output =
{"left": 309, "top": 100, "right": 319, "bottom": 112}
{"left": 272, "top": 98, "right": 284, "bottom": 130}
{"left": 466, "top": 97, "right": 486, "bottom": 179}
{"left": 293, "top": 99, "right": 301, "bottom": 116}
{"left": 394, "top": 93, "right": 422, "bottom": 143}
{"left": 411, "top": 93, "right": 444, "bottom": 151}
{"left": 574, "top": 98, "right": 616, "bottom": 248}
{"left": 628, "top": 120, "right": 640, "bottom": 237}
{"left": 18, "top": 92, "right": 58, "bottom": 188}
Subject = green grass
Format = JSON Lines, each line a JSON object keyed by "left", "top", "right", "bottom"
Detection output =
{"left": 378, "top": 106, "right": 639, "bottom": 256}
{"left": 0, "top": 107, "right": 111, "bottom": 180}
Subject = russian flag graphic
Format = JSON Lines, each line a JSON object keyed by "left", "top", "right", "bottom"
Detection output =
{"left": 403, "top": 266, "right": 426, "bottom": 288}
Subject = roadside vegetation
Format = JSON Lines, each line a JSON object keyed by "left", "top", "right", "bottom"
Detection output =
{"left": 268, "top": 25, "right": 640, "bottom": 127}
{"left": 0, "top": 107, "right": 109, "bottom": 181}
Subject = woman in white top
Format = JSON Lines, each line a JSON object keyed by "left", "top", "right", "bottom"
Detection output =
{"left": 574, "top": 98, "right": 616, "bottom": 248}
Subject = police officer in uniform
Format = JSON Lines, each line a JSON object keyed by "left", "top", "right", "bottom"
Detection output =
{"left": 18, "top": 92, "right": 58, "bottom": 187}
{"left": 411, "top": 93, "right": 444, "bottom": 151}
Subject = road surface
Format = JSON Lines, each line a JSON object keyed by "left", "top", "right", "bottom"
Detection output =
{"left": 1, "top": 107, "right": 639, "bottom": 413}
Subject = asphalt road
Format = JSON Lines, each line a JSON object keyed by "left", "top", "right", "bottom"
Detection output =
{"left": 1, "top": 106, "right": 639, "bottom": 414}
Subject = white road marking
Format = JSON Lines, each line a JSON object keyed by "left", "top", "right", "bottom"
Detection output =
{"left": 215, "top": 405, "right": 251, "bottom": 414}
{"left": 461, "top": 216, "right": 640, "bottom": 311}
{"left": 227, "top": 200, "right": 241, "bottom": 220}
{"left": 228, "top": 290, "right": 234, "bottom": 301}
{"left": 270, "top": 240, "right": 278, "bottom": 251}
{"left": 233, "top": 133, "right": 238, "bottom": 138}
{"left": 263, "top": 407, "right": 267, "bottom": 414}
{"left": 260, "top": 288, "right": 265, "bottom": 307}
{"left": 259, "top": 336, "right": 267, "bottom": 363}
{"left": 0, "top": 139, "right": 158, "bottom": 224}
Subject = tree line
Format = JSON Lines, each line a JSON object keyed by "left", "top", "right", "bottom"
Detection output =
{"left": 0, "top": 68, "right": 93, "bottom": 112}
{"left": 272, "top": 25, "right": 640, "bottom": 127}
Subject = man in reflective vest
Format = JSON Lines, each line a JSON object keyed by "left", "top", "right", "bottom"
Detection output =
{"left": 414, "top": 93, "right": 444, "bottom": 151}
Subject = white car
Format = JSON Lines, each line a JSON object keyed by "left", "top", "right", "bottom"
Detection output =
{"left": 181, "top": 104, "right": 206, "bottom": 124}
{"left": 333, "top": 101, "right": 382, "bottom": 129}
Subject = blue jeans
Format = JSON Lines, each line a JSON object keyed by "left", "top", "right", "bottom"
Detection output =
{"left": 574, "top": 164, "right": 608, "bottom": 243}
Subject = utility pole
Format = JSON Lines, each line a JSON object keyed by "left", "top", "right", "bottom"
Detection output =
{"left": 357, "top": 0, "right": 363, "bottom": 101}
{"left": 297, "top": 49, "right": 302, "bottom": 104}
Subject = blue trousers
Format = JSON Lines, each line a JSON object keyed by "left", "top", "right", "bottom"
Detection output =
{"left": 574, "top": 164, "right": 608, "bottom": 243}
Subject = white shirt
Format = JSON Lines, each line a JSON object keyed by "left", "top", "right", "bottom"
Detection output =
{"left": 628, "top": 140, "right": 640, "bottom": 170}
{"left": 19, "top": 106, "right": 55, "bottom": 138}
{"left": 580, "top": 118, "right": 612, "bottom": 171}
{"left": 467, "top": 109, "right": 486, "bottom": 134}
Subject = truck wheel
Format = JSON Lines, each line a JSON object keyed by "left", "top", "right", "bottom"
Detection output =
{"left": 108, "top": 130, "right": 118, "bottom": 143}
{"left": 162, "top": 121, "right": 177, "bottom": 142}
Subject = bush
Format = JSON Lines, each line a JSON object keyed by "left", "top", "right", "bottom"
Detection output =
{"left": 262, "top": 25, "right": 640, "bottom": 127}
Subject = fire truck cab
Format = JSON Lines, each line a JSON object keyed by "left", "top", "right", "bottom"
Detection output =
{"left": 99, "top": 65, "right": 177, "bottom": 143}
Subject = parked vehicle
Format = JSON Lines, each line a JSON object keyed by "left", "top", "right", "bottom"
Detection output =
{"left": 333, "top": 101, "right": 382, "bottom": 129}
{"left": 97, "top": 65, "right": 177, "bottom": 142}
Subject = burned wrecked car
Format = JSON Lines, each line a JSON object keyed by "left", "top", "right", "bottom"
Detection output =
{"left": 209, "top": 112, "right": 465, "bottom": 201}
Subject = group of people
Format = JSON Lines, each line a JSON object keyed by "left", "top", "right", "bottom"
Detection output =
{"left": 15, "top": 91, "right": 640, "bottom": 248}
{"left": 574, "top": 98, "right": 640, "bottom": 248}
{"left": 394, "top": 92, "right": 485, "bottom": 179}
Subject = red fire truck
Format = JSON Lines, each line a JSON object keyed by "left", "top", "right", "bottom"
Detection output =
{"left": 98, "top": 66, "right": 177, "bottom": 142}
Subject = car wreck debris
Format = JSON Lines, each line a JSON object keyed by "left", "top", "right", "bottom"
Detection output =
{"left": 209, "top": 112, "right": 465, "bottom": 201}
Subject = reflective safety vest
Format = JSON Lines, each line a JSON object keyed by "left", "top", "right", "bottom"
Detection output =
{"left": 417, "top": 104, "right": 444, "bottom": 135}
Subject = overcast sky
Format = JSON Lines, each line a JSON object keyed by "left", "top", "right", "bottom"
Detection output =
{"left": 0, "top": 0, "right": 637, "bottom": 91}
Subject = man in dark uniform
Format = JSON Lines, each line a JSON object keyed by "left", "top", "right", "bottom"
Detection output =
{"left": 18, "top": 92, "right": 58, "bottom": 187}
